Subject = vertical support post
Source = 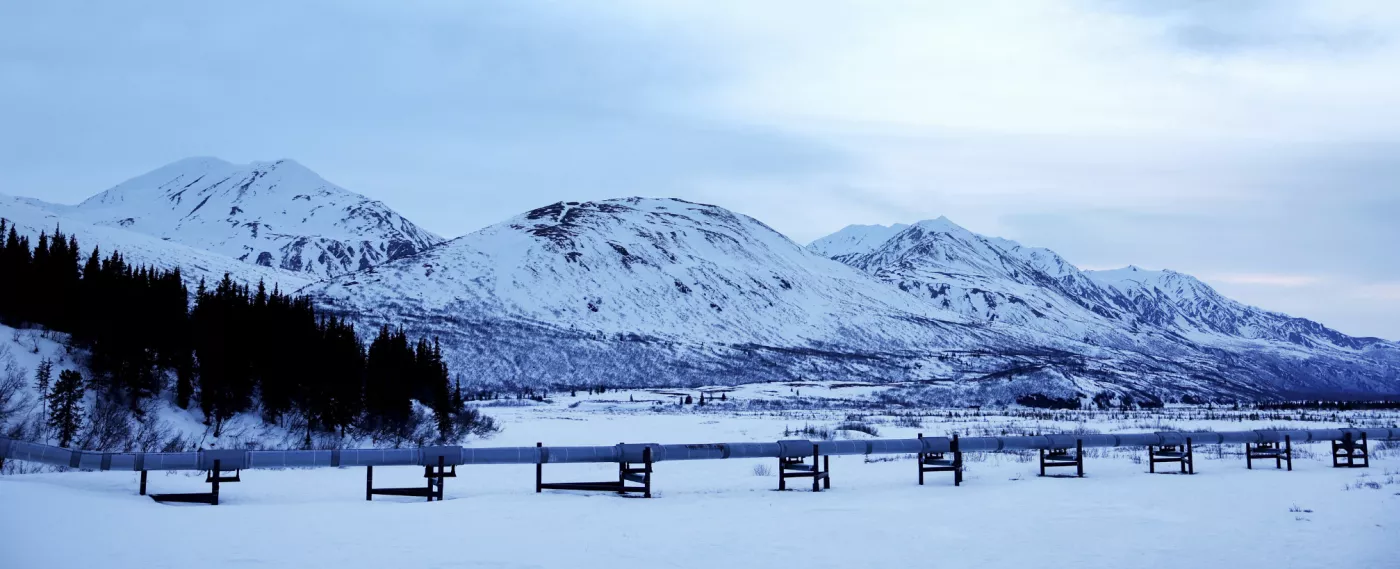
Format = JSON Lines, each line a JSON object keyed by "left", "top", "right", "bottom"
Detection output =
{"left": 436, "top": 455, "right": 446, "bottom": 501}
{"left": 812, "top": 444, "right": 821, "bottom": 492}
{"left": 643, "top": 446, "right": 653, "bottom": 499}
{"left": 952, "top": 434, "right": 962, "bottom": 486}
{"left": 424, "top": 465, "right": 433, "bottom": 502}
{"left": 139, "top": 470, "right": 148, "bottom": 496}
{"left": 1285, "top": 435, "right": 1292, "bottom": 471}
{"left": 616, "top": 442, "right": 625, "bottom": 496}
{"left": 366, "top": 465, "right": 373, "bottom": 501}
{"left": 1246, "top": 442, "right": 1253, "bottom": 470}
{"left": 823, "top": 455, "right": 831, "bottom": 490}
{"left": 211, "top": 459, "right": 221, "bottom": 506}
{"left": 917, "top": 433, "right": 925, "bottom": 486}
{"left": 1038, "top": 448, "right": 1046, "bottom": 477}
{"left": 535, "top": 442, "right": 543, "bottom": 493}
{"left": 1343, "top": 432, "right": 1355, "bottom": 468}
{"left": 1361, "top": 432, "right": 1369, "bottom": 468}
{"left": 1186, "top": 438, "right": 1194, "bottom": 475}
{"left": 1076, "top": 439, "right": 1084, "bottom": 478}
{"left": 1148, "top": 446, "right": 1155, "bottom": 473}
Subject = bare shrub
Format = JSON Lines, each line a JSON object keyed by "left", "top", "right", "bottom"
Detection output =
{"left": 893, "top": 414, "right": 924, "bottom": 428}
{"left": 80, "top": 393, "right": 132, "bottom": 451}
{"left": 0, "top": 345, "right": 33, "bottom": 432}
{"left": 752, "top": 463, "right": 772, "bottom": 476}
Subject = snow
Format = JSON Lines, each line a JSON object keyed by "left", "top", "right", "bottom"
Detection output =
{"left": 4, "top": 157, "right": 1398, "bottom": 400}
{"left": 806, "top": 222, "right": 910, "bottom": 259}
{"left": 33, "top": 157, "right": 443, "bottom": 278}
{"left": 0, "top": 192, "right": 312, "bottom": 292}
{"left": 3, "top": 394, "right": 1397, "bottom": 569}
{"left": 809, "top": 219, "right": 1400, "bottom": 396}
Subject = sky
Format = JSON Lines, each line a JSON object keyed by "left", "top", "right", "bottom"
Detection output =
{"left": 1, "top": 1, "right": 1398, "bottom": 340}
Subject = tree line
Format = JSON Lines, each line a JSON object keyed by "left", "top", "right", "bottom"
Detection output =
{"left": 0, "top": 220, "right": 491, "bottom": 447}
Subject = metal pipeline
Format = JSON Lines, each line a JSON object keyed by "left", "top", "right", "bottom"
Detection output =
{"left": 1, "top": 428, "right": 1393, "bottom": 473}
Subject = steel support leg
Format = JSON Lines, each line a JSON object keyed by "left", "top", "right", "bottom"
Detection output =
{"left": 211, "top": 459, "right": 221, "bottom": 506}
{"left": 1076, "top": 439, "right": 1084, "bottom": 478}
{"left": 1285, "top": 435, "right": 1293, "bottom": 471}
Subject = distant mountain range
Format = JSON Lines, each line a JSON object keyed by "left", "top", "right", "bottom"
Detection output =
{"left": 4, "top": 158, "right": 1396, "bottom": 404}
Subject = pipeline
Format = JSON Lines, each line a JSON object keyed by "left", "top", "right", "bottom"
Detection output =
{"left": 0, "top": 427, "right": 1394, "bottom": 472}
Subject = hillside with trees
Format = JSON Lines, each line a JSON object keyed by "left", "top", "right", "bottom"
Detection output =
{"left": 0, "top": 218, "right": 494, "bottom": 453}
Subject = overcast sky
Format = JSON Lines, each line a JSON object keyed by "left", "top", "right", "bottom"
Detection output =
{"left": 2, "top": 1, "right": 1398, "bottom": 340}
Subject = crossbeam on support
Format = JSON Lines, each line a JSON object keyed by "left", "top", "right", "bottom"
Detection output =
{"left": 1148, "top": 438, "right": 1194, "bottom": 475}
{"left": 367, "top": 456, "right": 454, "bottom": 502}
{"left": 535, "top": 442, "right": 653, "bottom": 498}
{"left": 150, "top": 459, "right": 236, "bottom": 505}
{"left": 778, "top": 443, "right": 830, "bottom": 492}
{"left": 1039, "top": 438, "right": 1084, "bottom": 478}
{"left": 1246, "top": 435, "right": 1292, "bottom": 471}
{"left": 1332, "top": 432, "right": 1369, "bottom": 468}
{"left": 917, "top": 433, "right": 963, "bottom": 486}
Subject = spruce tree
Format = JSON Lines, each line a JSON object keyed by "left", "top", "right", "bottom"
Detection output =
{"left": 34, "top": 358, "right": 53, "bottom": 420}
{"left": 48, "top": 369, "right": 86, "bottom": 447}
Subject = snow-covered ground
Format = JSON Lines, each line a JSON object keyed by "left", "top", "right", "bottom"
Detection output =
{"left": 3, "top": 388, "right": 1397, "bottom": 569}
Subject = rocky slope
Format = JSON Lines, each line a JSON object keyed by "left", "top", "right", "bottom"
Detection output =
{"left": 45, "top": 157, "right": 442, "bottom": 279}
{"left": 811, "top": 221, "right": 1399, "bottom": 398}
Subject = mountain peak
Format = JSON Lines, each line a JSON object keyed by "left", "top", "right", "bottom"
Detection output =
{"left": 62, "top": 157, "right": 443, "bottom": 278}
{"left": 905, "top": 216, "right": 975, "bottom": 238}
{"left": 806, "top": 222, "right": 910, "bottom": 258}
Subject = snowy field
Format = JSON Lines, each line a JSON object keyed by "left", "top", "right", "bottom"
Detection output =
{"left": 3, "top": 385, "right": 1399, "bottom": 569}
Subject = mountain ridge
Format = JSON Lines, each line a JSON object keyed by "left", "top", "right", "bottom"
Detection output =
{"left": 54, "top": 157, "right": 444, "bottom": 279}
{"left": 3, "top": 158, "right": 1395, "bottom": 403}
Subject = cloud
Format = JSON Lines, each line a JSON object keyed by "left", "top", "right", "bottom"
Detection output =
{"left": 0, "top": 0, "right": 850, "bottom": 233}
{"left": 0, "top": 0, "right": 1396, "bottom": 338}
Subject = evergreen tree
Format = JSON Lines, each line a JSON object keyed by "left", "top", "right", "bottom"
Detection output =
{"left": 48, "top": 369, "right": 86, "bottom": 447}
{"left": 0, "top": 225, "right": 466, "bottom": 444}
{"left": 34, "top": 358, "right": 53, "bottom": 420}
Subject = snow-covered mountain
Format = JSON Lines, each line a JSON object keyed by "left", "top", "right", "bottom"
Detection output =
{"left": 45, "top": 157, "right": 443, "bottom": 278}
{"left": 303, "top": 198, "right": 1044, "bottom": 388}
{"left": 807, "top": 223, "right": 909, "bottom": 260}
{"left": 0, "top": 192, "right": 312, "bottom": 291}
{"left": 5, "top": 156, "right": 1396, "bottom": 402}
{"left": 1084, "top": 266, "right": 1388, "bottom": 351}
{"left": 830, "top": 218, "right": 1135, "bottom": 341}
{"left": 301, "top": 198, "right": 1397, "bottom": 401}
{"left": 810, "top": 220, "right": 1399, "bottom": 397}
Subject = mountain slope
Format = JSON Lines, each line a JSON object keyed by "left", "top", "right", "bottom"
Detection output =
{"left": 301, "top": 198, "right": 1391, "bottom": 401}
{"left": 0, "top": 192, "right": 311, "bottom": 291}
{"left": 304, "top": 198, "right": 1132, "bottom": 390}
{"left": 308, "top": 198, "right": 985, "bottom": 346}
{"left": 811, "top": 220, "right": 1399, "bottom": 397}
{"left": 807, "top": 223, "right": 909, "bottom": 260}
{"left": 54, "top": 157, "right": 443, "bottom": 278}
{"left": 1085, "top": 266, "right": 1392, "bottom": 351}
{"left": 836, "top": 218, "right": 1136, "bottom": 341}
